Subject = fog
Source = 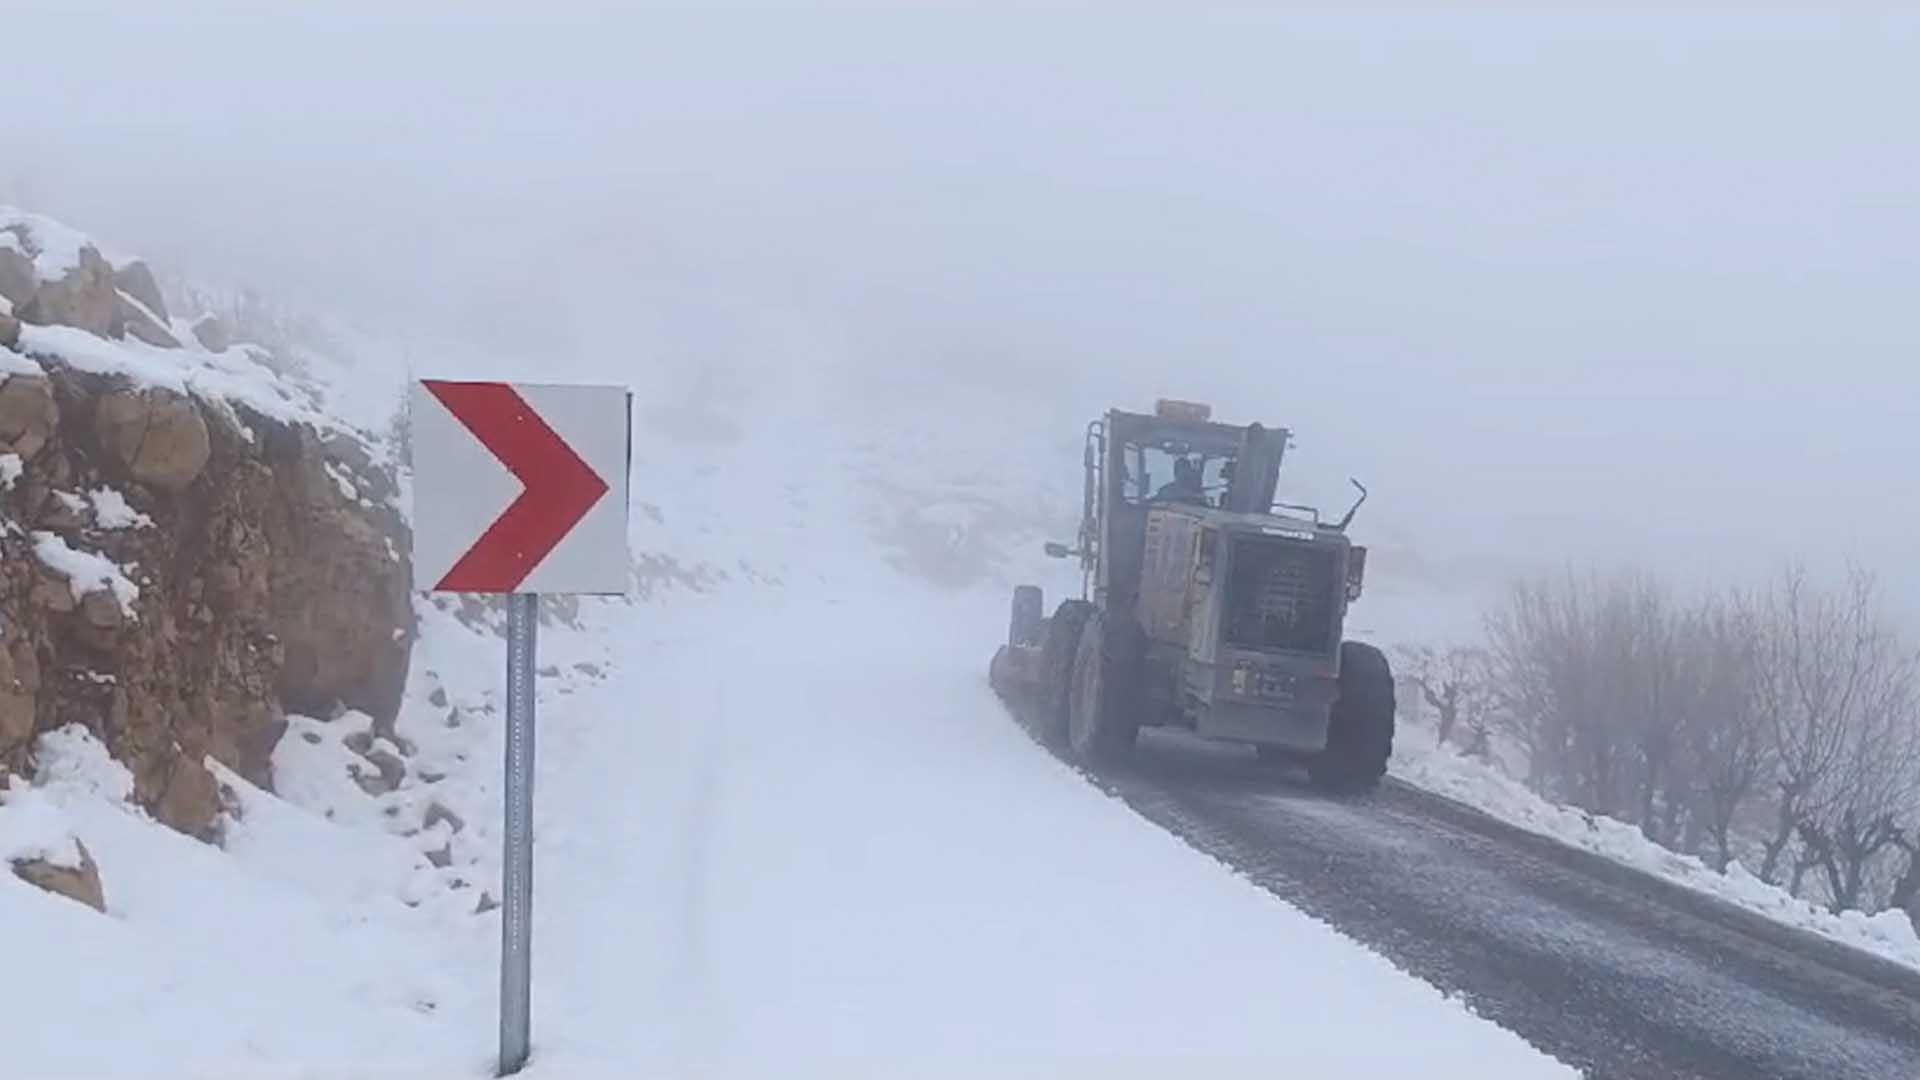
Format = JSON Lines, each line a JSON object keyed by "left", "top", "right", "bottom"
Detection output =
{"left": 9, "top": 6, "right": 1920, "bottom": 609}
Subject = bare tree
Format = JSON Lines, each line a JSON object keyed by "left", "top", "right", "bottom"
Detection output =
{"left": 1401, "top": 644, "right": 1489, "bottom": 749}
{"left": 1483, "top": 576, "right": 1576, "bottom": 796}
{"left": 1621, "top": 576, "right": 1684, "bottom": 844}
{"left": 1796, "top": 593, "right": 1920, "bottom": 912}
{"left": 1478, "top": 561, "right": 1920, "bottom": 914}
{"left": 1751, "top": 566, "right": 1863, "bottom": 888}
{"left": 1673, "top": 593, "right": 1770, "bottom": 871}
{"left": 1483, "top": 570, "right": 1675, "bottom": 823}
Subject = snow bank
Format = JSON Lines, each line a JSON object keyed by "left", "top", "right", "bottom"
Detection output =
{"left": 0, "top": 778, "right": 85, "bottom": 868}
{"left": 36, "top": 723, "right": 136, "bottom": 802}
{"left": 0, "top": 452, "right": 22, "bottom": 491}
{"left": 31, "top": 530, "right": 140, "bottom": 614}
{"left": 1392, "top": 734, "right": 1920, "bottom": 973}
{"left": 2, "top": 725, "right": 494, "bottom": 1078}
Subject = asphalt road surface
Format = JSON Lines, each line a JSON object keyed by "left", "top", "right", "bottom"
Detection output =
{"left": 1077, "top": 728, "right": 1920, "bottom": 1080}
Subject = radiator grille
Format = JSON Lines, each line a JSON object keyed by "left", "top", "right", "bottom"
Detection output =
{"left": 1224, "top": 539, "right": 1338, "bottom": 653}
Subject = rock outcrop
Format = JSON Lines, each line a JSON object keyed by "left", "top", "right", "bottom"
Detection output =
{"left": 16, "top": 246, "right": 121, "bottom": 339}
{"left": 112, "top": 261, "right": 168, "bottom": 325}
{"left": 3, "top": 215, "right": 177, "bottom": 349}
{"left": 190, "top": 314, "right": 231, "bottom": 354}
{"left": 94, "top": 388, "right": 212, "bottom": 493}
{"left": 0, "top": 372, "right": 57, "bottom": 459}
{"left": 0, "top": 210, "right": 411, "bottom": 839}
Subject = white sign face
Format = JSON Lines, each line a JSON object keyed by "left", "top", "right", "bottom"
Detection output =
{"left": 409, "top": 380, "right": 630, "bottom": 595}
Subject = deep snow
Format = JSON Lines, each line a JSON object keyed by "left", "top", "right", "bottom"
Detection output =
{"left": 0, "top": 579, "right": 1574, "bottom": 1079}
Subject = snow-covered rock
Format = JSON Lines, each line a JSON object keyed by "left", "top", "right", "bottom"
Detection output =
{"left": 0, "top": 772, "right": 106, "bottom": 912}
{"left": 1, "top": 207, "right": 176, "bottom": 348}
{"left": 10, "top": 837, "right": 106, "bottom": 912}
{"left": 0, "top": 208, "right": 411, "bottom": 839}
{"left": 30, "top": 530, "right": 140, "bottom": 615}
{"left": 190, "top": 312, "right": 230, "bottom": 353}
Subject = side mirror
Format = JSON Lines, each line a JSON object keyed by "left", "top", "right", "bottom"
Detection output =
{"left": 1044, "top": 542, "right": 1073, "bottom": 559}
{"left": 1334, "top": 477, "right": 1368, "bottom": 531}
{"left": 1345, "top": 546, "right": 1367, "bottom": 602}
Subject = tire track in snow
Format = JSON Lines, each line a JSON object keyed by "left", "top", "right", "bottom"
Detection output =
{"left": 667, "top": 677, "right": 729, "bottom": 1064}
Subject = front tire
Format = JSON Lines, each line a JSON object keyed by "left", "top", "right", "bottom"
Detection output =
{"left": 1035, "top": 600, "right": 1093, "bottom": 746}
{"left": 1307, "top": 641, "right": 1396, "bottom": 792}
{"left": 1067, "top": 611, "right": 1142, "bottom": 766}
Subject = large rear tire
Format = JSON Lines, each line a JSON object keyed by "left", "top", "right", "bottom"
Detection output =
{"left": 1036, "top": 600, "right": 1093, "bottom": 746}
{"left": 1009, "top": 585, "right": 1044, "bottom": 647}
{"left": 1067, "top": 611, "right": 1142, "bottom": 766}
{"left": 1308, "top": 641, "right": 1396, "bottom": 793}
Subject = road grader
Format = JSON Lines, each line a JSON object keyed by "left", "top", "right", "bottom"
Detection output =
{"left": 989, "top": 399, "right": 1394, "bottom": 789}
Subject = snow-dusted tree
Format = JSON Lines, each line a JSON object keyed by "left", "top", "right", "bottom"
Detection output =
{"left": 1483, "top": 571, "right": 1673, "bottom": 820}
{"left": 1483, "top": 562, "right": 1920, "bottom": 910}
{"left": 1400, "top": 644, "right": 1490, "bottom": 749}
{"left": 1672, "top": 593, "right": 1771, "bottom": 871}
{"left": 1749, "top": 566, "right": 1920, "bottom": 913}
{"left": 1751, "top": 566, "right": 1859, "bottom": 887}
{"left": 1794, "top": 598, "right": 1920, "bottom": 912}
{"left": 1482, "top": 577, "right": 1572, "bottom": 796}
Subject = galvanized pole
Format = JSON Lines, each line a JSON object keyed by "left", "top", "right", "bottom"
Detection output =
{"left": 498, "top": 592, "right": 538, "bottom": 1076}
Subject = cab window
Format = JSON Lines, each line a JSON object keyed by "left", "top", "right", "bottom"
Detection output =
{"left": 1119, "top": 443, "right": 1235, "bottom": 507}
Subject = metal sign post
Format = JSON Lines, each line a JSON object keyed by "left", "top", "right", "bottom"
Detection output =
{"left": 499, "top": 592, "right": 538, "bottom": 1075}
{"left": 408, "top": 379, "right": 631, "bottom": 1078}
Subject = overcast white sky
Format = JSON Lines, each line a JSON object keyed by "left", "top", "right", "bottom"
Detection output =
{"left": 8, "top": 6, "right": 1920, "bottom": 608}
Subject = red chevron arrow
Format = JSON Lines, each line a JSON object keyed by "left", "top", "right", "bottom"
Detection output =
{"left": 424, "top": 380, "right": 610, "bottom": 592}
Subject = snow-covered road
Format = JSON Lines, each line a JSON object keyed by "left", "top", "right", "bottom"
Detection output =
{"left": 519, "top": 585, "right": 1569, "bottom": 1077}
